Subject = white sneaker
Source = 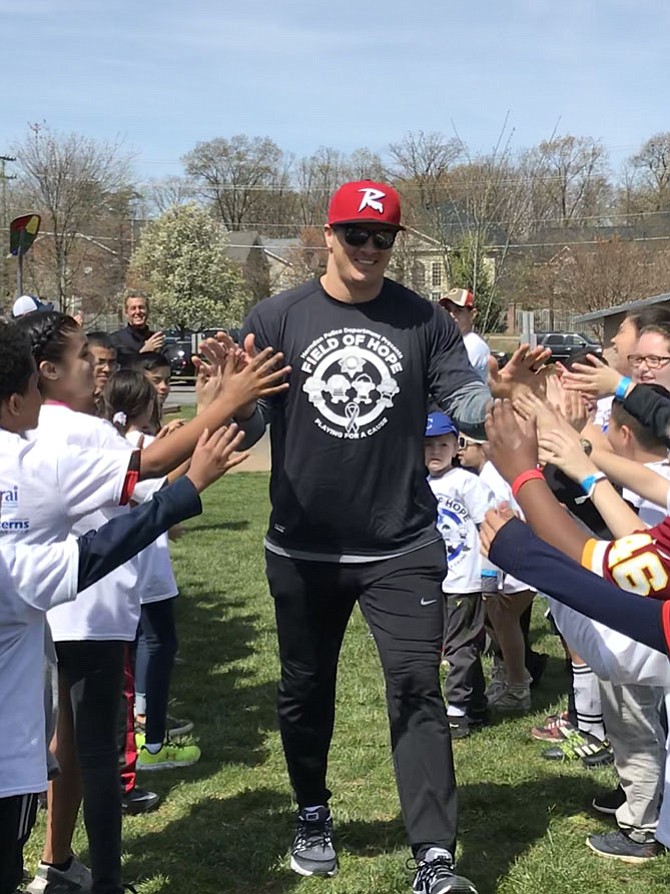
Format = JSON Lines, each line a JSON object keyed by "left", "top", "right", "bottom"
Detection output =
{"left": 27, "top": 857, "right": 92, "bottom": 893}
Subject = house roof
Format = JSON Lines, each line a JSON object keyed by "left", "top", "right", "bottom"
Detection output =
{"left": 574, "top": 291, "right": 670, "bottom": 323}
{"left": 223, "top": 231, "right": 260, "bottom": 264}
{"left": 259, "top": 236, "right": 301, "bottom": 262}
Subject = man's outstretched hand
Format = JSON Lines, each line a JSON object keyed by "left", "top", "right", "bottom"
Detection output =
{"left": 485, "top": 399, "right": 539, "bottom": 483}
{"left": 480, "top": 504, "right": 516, "bottom": 558}
{"left": 488, "top": 344, "right": 551, "bottom": 401}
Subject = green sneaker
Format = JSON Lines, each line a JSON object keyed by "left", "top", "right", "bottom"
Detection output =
{"left": 542, "top": 729, "right": 612, "bottom": 766}
{"left": 137, "top": 740, "right": 201, "bottom": 771}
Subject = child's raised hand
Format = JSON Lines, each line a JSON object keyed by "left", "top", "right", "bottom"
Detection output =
{"left": 561, "top": 355, "right": 622, "bottom": 398}
{"left": 221, "top": 346, "right": 291, "bottom": 410}
{"left": 186, "top": 424, "right": 249, "bottom": 493}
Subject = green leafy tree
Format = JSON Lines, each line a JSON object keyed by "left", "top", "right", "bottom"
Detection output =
{"left": 128, "top": 203, "right": 250, "bottom": 334}
{"left": 448, "top": 234, "right": 505, "bottom": 333}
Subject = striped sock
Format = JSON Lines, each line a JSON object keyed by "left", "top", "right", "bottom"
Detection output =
{"left": 572, "top": 662, "right": 605, "bottom": 740}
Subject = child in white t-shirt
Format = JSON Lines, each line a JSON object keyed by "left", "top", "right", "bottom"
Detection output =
{"left": 104, "top": 369, "right": 200, "bottom": 772}
{"left": 424, "top": 411, "right": 495, "bottom": 738}
{"left": 457, "top": 435, "right": 535, "bottom": 713}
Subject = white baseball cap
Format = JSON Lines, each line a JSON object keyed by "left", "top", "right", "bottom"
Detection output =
{"left": 11, "top": 295, "right": 54, "bottom": 318}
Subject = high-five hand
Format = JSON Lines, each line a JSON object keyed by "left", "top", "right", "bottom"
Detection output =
{"left": 186, "top": 424, "right": 249, "bottom": 492}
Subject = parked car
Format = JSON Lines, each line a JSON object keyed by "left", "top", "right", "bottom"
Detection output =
{"left": 537, "top": 332, "right": 603, "bottom": 364}
{"left": 163, "top": 340, "right": 195, "bottom": 380}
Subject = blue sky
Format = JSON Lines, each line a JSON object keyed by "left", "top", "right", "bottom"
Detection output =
{"left": 1, "top": 0, "right": 668, "bottom": 180}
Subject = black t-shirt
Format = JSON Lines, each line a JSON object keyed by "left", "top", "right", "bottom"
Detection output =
{"left": 242, "top": 278, "right": 488, "bottom": 560}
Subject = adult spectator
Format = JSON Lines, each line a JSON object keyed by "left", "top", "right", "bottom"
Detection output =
{"left": 439, "top": 289, "right": 491, "bottom": 380}
{"left": 235, "top": 180, "right": 545, "bottom": 894}
{"left": 110, "top": 295, "right": 164, "bottom": 367}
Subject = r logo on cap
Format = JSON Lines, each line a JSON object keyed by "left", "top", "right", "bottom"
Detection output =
{"left": 357, "top": 188, "right": 385, "bottom": 215}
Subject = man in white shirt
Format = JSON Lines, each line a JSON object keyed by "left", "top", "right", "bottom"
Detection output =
{"left": 439, "top": 289, "right": 491, "bottom": 381}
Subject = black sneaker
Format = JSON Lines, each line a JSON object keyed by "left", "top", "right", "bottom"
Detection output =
{"left": 592, "top": 785, "right": 626, "bottom": 816}
{"left": 121, "top": 786, "right": 161, "bottom": 815}
{"left": 412, "top": 849, "right": 478, "bottom": 894}
{"left": 448, "top": 716, "right": 472, "bottom": 740}
{"left": 527, "top": 652, "right": 548, "bottom": 688}
{"left": 581, "top": 738, "right": 614, "bottom": 769}
{"left": 587, "top": 830, "right": 663, "bottom": 863}
{"left": 448, "top": 713, "right": 488, "bottom": 740}
{"left": 290, "top": 806, "right": 337, "bottom": 877}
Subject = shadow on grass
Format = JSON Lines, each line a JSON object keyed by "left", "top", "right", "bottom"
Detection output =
{"left": 337, "top": 774, "right": 604, "bottom": 894}
{"left": 124, "top": 788, "right": 300, "bottom": 894}
{"left": 164, "top": 587, "right": 279, "bottom": 776}
{"left": 124, "top": 774, "right": 603, "bottom": 894}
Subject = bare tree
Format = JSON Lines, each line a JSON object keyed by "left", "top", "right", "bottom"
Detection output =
{"left": 522, "top": 135, "right": 611, "bottom": 226}
{"left": 13, "top": 122, "right": 134, "bottom": 313}
{"left": 629, "top": 132, "right": 670, "bottom": 212}
{"left": 143, "top": 176, "right": 196, "bottom": 216}
{"left": 182, "top": 135, "right": 294, "bottom": 233}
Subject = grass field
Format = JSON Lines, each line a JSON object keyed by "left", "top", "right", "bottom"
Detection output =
{"left": 25, "top": 473, "right": 670, "bottom": 893}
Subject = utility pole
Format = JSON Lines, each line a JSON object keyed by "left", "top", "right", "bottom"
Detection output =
{"left": 0, "top": 155, "right": 17, "bottom": 306}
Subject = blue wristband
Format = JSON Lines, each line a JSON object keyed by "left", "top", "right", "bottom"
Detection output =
{"left": 615, "top": 376, "right": 632, "bottom": 400}
{"left": 580, "top": 472, "right": 607, "bottom": 496}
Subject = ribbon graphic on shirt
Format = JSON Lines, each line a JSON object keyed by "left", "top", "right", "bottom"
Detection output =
{"left": 345, "top": 402, "right": 360, "bottom": 434}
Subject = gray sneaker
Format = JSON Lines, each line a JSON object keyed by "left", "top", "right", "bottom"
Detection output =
{"left": 489, "top": 682, "right": 531, "bottom": 713}
{"left": 27, "top": 858, "right": 92, "bottom": 894}
{"left": 290, "top": 806, "right": 337, "bottom": 877}
{"left": 412, "top": 848, "right": 478, "bottom": 894}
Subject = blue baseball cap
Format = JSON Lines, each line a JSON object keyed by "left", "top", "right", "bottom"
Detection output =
{"left": 425, "top": 411, "right": 458, "bottom": 438}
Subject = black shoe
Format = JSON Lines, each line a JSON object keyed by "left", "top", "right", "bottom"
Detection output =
{"left": 290, "top": 806, "right": 337, "bottom": 877}
{"left": 448, "top": 713, "right": 488, "bottom": 740}
{"left": 527, "top": 653, "right": 548, "bottom": 688}
{"left": 587, "top": 830, "right": 663, "bottom": 863}
{"left": 592, "top": 785, "right": 626, "bottom": 816}
{"left": 121, "top": 787, "right": 161, "bottom": 815}
{"left": 412, "top": 850, "right": 478, "bottom": 894}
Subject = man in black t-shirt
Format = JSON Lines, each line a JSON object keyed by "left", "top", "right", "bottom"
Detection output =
{"left": 110, "top": 295, "right": 165, "bottom": 367}
{"left": 234, "top": 181, "right": 539, "bottom": 894}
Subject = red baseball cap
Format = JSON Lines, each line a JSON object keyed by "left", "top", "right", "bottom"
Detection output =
{"left": 327, "top": 180, "right": 403, "bottom": 229}
{"left": 439, "top": 288, "right": 475, "bottom": 309}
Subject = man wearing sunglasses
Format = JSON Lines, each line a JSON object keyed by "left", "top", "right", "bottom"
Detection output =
{"left": 235, "top": 180, "right": 547, "bottom": 894}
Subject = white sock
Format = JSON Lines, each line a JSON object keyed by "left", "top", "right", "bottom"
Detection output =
{"left": 572, "top": 662, "right": 605, "bottom": 740}
{"left": 144, "top": 742, "right": 162, "bottom": 754}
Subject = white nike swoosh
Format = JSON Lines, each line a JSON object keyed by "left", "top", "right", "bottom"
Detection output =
{"left": 420, "top": 598, "right": 437, "bottom": 606}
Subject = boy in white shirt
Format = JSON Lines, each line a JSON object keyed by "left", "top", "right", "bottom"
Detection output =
{"left": 424, "top": 412, "right": 494, "bottom": 738}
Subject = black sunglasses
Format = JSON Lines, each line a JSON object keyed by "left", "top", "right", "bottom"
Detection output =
{"left": 337, "top": 225, "right": 398, "bottom": 250}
